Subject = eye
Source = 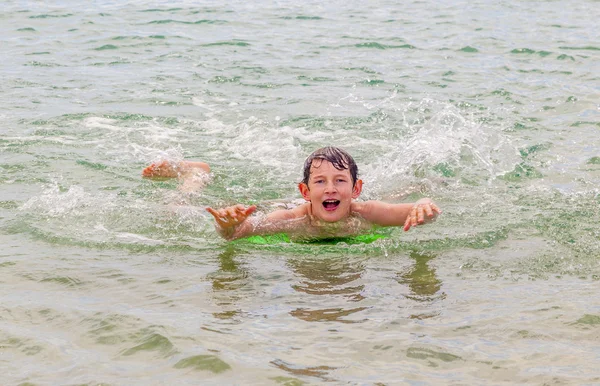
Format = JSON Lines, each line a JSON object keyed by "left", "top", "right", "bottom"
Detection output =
{"left": 336, "top": 179, "right": 346, "bottom": 183}
{"left": 314, "top": 179, "right": 324, "bottom": 184}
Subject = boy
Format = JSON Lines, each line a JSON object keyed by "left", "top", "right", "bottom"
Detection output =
{"left": 142, "top": 146, "right": 441, "bottom": 241}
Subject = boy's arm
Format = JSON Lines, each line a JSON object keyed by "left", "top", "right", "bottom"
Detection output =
{"left": 142, "top": 160, "right": 210, "bottom": 179}
{"left": 143, "top": 160, "right": 211, "bottom": 193}
{"left": 206, "top": 204, "right": 308, "bottom": 240}
{"left": 206, "top": 204, "right": 257, "bottom": 240}
{"left": 355, "top": 198, "right": 441, "bottom": 231}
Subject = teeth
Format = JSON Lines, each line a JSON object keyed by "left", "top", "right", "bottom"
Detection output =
{"left": 323, "top": 199, "right": 340, "bottom": 208}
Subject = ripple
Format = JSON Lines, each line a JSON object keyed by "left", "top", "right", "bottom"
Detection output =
{"left": 575, "top": 314, "right": 600, "bottom": 325}
{"left": 208, "top": 75, "right": 241, "bottom": 84}
{"left": 140, "top": 8, "right": 184, "bottom": 13}
{"left": 294, "top": 16, "right": 323, "bottom": 20}
{"left": 343, "top": 66, "right": 379, "bottom": 74}
{"left": 511, "top": 48, "right": 536, "bottom": 54}
{"left": 360, "top": 79, "right": 385, "bottom": 86}
{"left": 571, "top": 121, "right": 600, "bottom": 128}
{"left": 29, "top": 14, "right": 73, "bottom": 19}
{"left": 24, "top": 61, "right": 62, "bottom": 67}
{"left": 290, "top": 307, "right": 367, "bottom": 323}
{"left": 406, "top": 346, "right": 463, "bottom": 364}
{"left": 40, "top": 276, "right": 85, "bottom": 287}
{"left": 557, "top": 54, "right": 575, "bottom": 61}
{"left": 0, "top": 334, "right": 45, "bottom": 357}
{"left": 355, "top": 42, "right": 416, "bottom": 49}
{"left": 147, "top": 19, "right": 227, "bottom": 25}
{"left": 558, "top": 46, "right": 600, "bottom": 51}
{"left": 499, "top": 163, "right": 543, "bottom": 181}
{"left": 296, "top": 75, "right": 335, "bottom": 82}
{"left": 202, "top": 40, "right": 250, "bottom": 47}
{"left": 94, "top": 44, "right": 118, "bottom": 50}
{"left": 121, "top": 332, "right": 175, "bottom": 357}
{"left": 271, "top": 359, "right": 336, "bottom": 381}
{"left": 174, "top": 355, "right": 231, "bottom": 373}
{"left": 587, "top": 157, "right": 600, "bottom": 165}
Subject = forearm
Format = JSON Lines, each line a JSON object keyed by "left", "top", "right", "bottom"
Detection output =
{"left": 215, "top": 219, "right": 254, "bottom": 240}
{"left": 361, "top": 201, "right": 413, "bottom": 227}
{"left": 214, "top": 209, "right": 304, "bottom": 241}
{"left": 180, "top": 161, "right": 210, "bottom": 174}
{"left": 359, "top": 199, "right": 438, "bottom": 227}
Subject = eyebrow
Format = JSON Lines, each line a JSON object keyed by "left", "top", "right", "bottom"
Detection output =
{"left": 310, "top": 173, "right": 349, "bottom": 179}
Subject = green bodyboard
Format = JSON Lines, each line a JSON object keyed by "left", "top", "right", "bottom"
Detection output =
{"left": 241, "top": 232, "right": 388, "bottom": 245}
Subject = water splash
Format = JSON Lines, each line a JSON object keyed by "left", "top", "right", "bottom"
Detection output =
{"left": 352, "top": 98, "right": 522, "bottom": 197}
{"left": 21, "top": 181, "right": 112, "bottom": 217}
{"left": 17, "top": 178, "right": 215, "bottom": 249}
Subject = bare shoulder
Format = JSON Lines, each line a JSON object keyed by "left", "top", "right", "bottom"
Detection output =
{"left": 266, "top": 202, "right": 310, "bottom": 221}
{"left": 350, "top": 201, "right": 372, "bottom": 217}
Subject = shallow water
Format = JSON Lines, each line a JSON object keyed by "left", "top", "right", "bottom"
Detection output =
{"left": 1, "top": 0, "right": 600, "bottom": 384}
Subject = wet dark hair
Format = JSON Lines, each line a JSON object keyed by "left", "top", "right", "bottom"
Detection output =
{"left": 302, "top": 146, "right": 358, "bottom": 186}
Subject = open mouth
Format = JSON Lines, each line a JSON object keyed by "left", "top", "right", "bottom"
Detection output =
{"left": 322, "top": 199, "right": 340, "bottom": 211}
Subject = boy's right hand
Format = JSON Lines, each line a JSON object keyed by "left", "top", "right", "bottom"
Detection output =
{"left": 206, "top": 204, "right": 257, "bottom": 233}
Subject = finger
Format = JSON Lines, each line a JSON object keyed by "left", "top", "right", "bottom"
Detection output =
{"left": 206, "top": 207, "right": 227, "bottom": 227}
{"left": 424, "top": 204, "right": 434, "bottom": 218}
{"left": 233, "top": 206, "right": 246, "bottom": 218}
{"left": 411, "top": 206, "right": 418, "bottom": 226}
{"left": 244, "top": 205, "right": 257, "bottom": 216}
{"left": 206, "top": 207, "right": 219, "bottom": 218}
{"left": 226, "top": 207, "right": 238, "bottom": 219}
{"left": 417, "top": 206, "right": 425, "bottom": 223}
{"left": 230, "top": 205, "right": 254, "bottom": 223}
{"left": 141, "top": 163, "right": 155, "bottom": 177}
{"left": 216, "top": 208, "right": 228, "bottom": 219}
{"left": 405, "top": 206, "right": 417, "bottom": 230}
{"left": 431, "top": 204, "right": 442, "bottom": 214}
{"left": 206, "top": 207, "right": 229, "bottom": 225}
{"left": 403, "top": 215, "right": 411, "bottom": 231}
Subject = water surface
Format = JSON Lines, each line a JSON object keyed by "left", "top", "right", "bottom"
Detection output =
{"left": 1, "top": 0, "right": 599, "bottom": 384}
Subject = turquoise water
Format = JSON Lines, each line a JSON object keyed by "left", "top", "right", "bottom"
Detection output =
{"left": 1, "top": 0, "right": 599, "bottom": 384}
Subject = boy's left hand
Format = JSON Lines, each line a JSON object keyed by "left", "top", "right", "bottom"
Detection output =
{"left": 403, "top": 199, "right": 441, "bottom": 231}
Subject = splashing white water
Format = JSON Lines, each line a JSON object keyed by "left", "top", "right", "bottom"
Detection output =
{"left": 20, "top": 182, "right": 113, "bottom": 217}
{"left": 360, "top": 99, "right": 521, "bottom": 197}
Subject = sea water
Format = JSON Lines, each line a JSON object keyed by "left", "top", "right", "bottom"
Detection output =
{"left": 1, "top": 0, "right": 599, "bottom": 384}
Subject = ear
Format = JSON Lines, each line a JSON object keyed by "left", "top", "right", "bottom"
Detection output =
{"left": 298, "top": 183, "right": 311, "bottom": 201}
{"left": 352, "top": 179, "right": 363, "bottom": 199}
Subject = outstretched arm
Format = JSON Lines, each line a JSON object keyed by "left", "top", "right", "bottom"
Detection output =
{"left": 206, "top": 204, "right": 258, "bottom": 240}
{"left": 206, "top": 204, "right": 308, "bottom": 240}
{"left": 355, "top": 198, "right": 441, "bottom": 231}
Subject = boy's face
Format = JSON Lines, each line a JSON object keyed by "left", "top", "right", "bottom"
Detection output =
{"left": 298, "top": 160, "right": 362, "bottom": 223}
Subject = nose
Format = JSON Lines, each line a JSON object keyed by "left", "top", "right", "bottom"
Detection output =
{"left": 324, "top": 180, "right": 337, "bottom": 193}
